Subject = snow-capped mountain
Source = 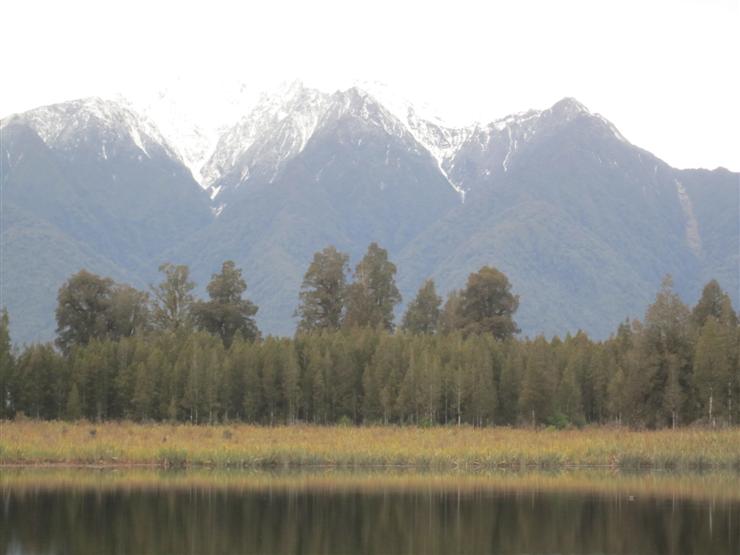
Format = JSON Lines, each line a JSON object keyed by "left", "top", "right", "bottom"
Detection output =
{"left": 1, "top": 97, "right": 180, "bottom": 163}
{"left": 1, "top": 85, "right": 736, "bottom": 346}
{"left": 201, "top": 82, "right": 427, "bottom": 199}
{"left": 130, "top": 80, "right": 261, "bottom": 186}
{"left": 197, "top": 82, "right": 633, "bottom": 203}
{"left": 444, "top": 97, "right": 632, "bottom": 195}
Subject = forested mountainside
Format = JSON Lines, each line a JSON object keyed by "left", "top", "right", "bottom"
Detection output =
{"left": 1, "top": 85, "right": 737, "bottom": 343}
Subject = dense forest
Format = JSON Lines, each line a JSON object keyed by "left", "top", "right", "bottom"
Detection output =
{"left": 1, "top": 242, "right": 737, "bottom": 429}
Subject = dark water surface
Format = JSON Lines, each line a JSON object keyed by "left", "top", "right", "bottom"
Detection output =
{"left": 1, "top": 470, "right": 738, "bottom": 554}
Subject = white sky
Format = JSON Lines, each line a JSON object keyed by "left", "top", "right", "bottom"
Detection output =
{"left": 2, "top": 0, "right": 738, "bottom": 170}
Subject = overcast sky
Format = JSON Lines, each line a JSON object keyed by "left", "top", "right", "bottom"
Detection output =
{"left": 2, "top": 0, "right": 738, "bottom": 170}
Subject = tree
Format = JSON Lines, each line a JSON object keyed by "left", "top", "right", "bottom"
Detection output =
{"left": 692, "top": 279, "right": 738, "bottom": 329}
{"left": 295, "top": 246, "right": 349, "bottom": 333}
{"left": 401, "top": 279, "right": 442, "bottom": 334}
{"left": 55, "top": 270, "right": 115, "bottom": 353}
{"left": 13, "top": 343, "right": 62, "bottom": 419}
{"left": 518, "top": 337, "right": 554, "bottom": 425}
{"left": 108, "top": 285, "right": 150, "bottom": 339}
{"left": 640, "top": 275, "right": 693, "bottom": 427}
{"left": 150, "top": 263, "right": 196, "bottom": 331}
{"left": 694, "top": 317, "right": 735, "bottom": 425}
{"left": 193, "top": 261, "right": 259, "bottom": 347}
{"left": 0, "top": 309, "right": 14, "bottom": 418}
{"left": 458, "top": 266, "right": 519, "bottom": 339}
{"left": 438, "top": 290, "right": 464, "bottom": 335}
{"left": 344, "top": 243, "right": 401, "bottom": 331}
{"left": 464, "top": 336, "right": 496, "bottom": 426}
{"left": 607, "top": 364, "right": 626, "bottom": 424}
{"left": 556, "top": 358, "right": 584, "bottom": 426}
{"left": 497, "top": 344, "right": 522, "bottom": 425}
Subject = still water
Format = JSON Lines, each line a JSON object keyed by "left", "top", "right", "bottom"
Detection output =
{"left": 1, "top": 469, "right": 738, "bottom": 554}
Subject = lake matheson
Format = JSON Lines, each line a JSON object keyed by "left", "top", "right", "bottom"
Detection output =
{"left": 1, "top": 468, "right": 738, "bottom": 554}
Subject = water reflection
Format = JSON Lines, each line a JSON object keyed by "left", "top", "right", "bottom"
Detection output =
{"left": 1, "top": 469, "right": 737, "bottom": 554}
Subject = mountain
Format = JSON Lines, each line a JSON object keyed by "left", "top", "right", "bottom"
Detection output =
{"left": 173, "top": 83, "right": 459, "bottom": 333}
{"left": 1, "top": 98, "right": 212, "bottom": 342}
{"left": 397, "top": 97, "right": 739, "bottom": 336}
{"left": 1, "top": 86, "right": 737, "bottom": 343}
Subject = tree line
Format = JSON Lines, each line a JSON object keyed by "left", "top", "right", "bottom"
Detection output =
{"left": 0, "top": 242, "right": 737, "bottom": 428}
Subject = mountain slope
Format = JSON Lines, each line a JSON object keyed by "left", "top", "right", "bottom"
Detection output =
{"left": 1, "top": 88, "right": 737, "bottom": 343}
{"left": 1, "top": 99, "right": 213, "bottom": 342}
{"left": 397, "top": 100, "right": 738, "bottom": 337}
{"left": 173, "top": 85, "right": 459, "bottom": 334}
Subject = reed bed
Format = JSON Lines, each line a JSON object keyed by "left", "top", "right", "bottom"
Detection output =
{"left": 1, "top": 420, "right": 739, "bottom": 470}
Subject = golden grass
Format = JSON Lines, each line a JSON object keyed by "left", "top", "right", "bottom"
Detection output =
{"left": 1, "top": 420, "right": 739, "bottom": 470}
{"left": 1, "top": 468, "right": 739, "bottom": 503}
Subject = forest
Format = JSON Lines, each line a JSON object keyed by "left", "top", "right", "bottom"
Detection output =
{"left": 0, "top": 242, "right": 737, "bottom": 429}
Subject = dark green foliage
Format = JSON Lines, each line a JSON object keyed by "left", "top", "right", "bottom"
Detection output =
{"left": 692, "top": 279, "right": 738, "bottom": 328}
{"left": 55, "top": 270, "right": 116, "bottom": 352}
{"left": 438, "top": 290, "right": 463, "bottom": 335}
{"left": 402, "top": 279, "right": 442, "bottom": 334}
{"left": 192, "top": 261, "right": 259, "bottom": 347}
{"left": 3, "top": 260, "right": 738, "bottom": 429}
{"left": 55, "top": 270, "right": 149, "bottom": 353}
{"left": 344, "top": 243, "right": 401, "bottom": 331}
{"left": 296, "top": 246, "right": 349, "bottom": 333}
{"left": 150, "top": 263, "right": 196, "bottom": 332}
{"left": 0, "top": 309, "right": 14, "bottom": 418}
{"left": 458, "top": 266, "right": 520, "bottom": 339}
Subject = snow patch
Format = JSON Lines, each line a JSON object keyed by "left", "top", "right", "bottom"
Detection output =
{"left": 675, "top": 179, "right": 702, "bottom": 256}
{"left": 6, "top": 97, "right": 178, "bottom": 162}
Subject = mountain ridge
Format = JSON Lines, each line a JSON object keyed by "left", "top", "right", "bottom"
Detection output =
{"left": 1, "top": 87, "right": 737, "bottom": 344}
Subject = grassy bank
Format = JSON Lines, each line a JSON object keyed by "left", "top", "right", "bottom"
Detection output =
{"left": 1, "top": 421, "right": 739, "bottom": 470}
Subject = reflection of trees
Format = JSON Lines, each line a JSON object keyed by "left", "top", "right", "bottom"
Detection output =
{"left": 1, "top": 488, "right": 736, "bottom": 554}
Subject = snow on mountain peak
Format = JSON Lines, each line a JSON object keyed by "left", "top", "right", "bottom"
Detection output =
{"left": 200, "top": 80, "right": 475, "bottom": 201}
{"left": 3, "top": 97, "right": 179, "bottom": 161}
{"left": 200, "top": 81, "right": 335, "bottom": 187}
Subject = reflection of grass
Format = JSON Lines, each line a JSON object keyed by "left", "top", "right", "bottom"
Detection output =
{"left": 1, "top": 467, "right": 739, "bottom": 503}
{"left": 1, "top": 421, "right": 740, "bottom": 470}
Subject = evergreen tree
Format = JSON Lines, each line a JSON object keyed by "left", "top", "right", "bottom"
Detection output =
{"left": 464, "top": 336, "right": 497, "bottom": 426}
{"left": 108, "top": 285, "right": 150, "bottom": 339}
{"left": 55, "top": 270, "right": 115, "bottom": 352}
{"left": 14, "top": 344, "right": 61, "bottom": 419}
{"left": 497, "top": 344, "right": 522, "bottom": 425}
{"left": 193, "top": 261, "right": 259, "bottom": 347}
{"left": 344, "top": 243, "right": 401, "bottom": 331}
{"left": 0, "top": 309, "right": 14, "bottom": 418}
{"left": 296, "top": 246, "right": 349, "bottom": 333}
{"left": 401, "top": 279, "right": 442, "bottom": 334}
{"left": 458, "top": 266, "right": 519, "bottom": 339}
{"left": 518, "top": 337, "right": 553, "bottom": 425}
{"left": 438, "top": 290, "right": 464, "bottom": 335}
{"left": 640, "top": 276, "right": 693, "bottom": 427}
{"left": 694, "top": 317, "right": 735, "bottom": 425}
{"left": 556, "top": 358, "right": 584, "bottom": 426}
{"left": 606, "top": 364, "right": 626, "bottom": 424}
{"left": 150, "top": 263, "right": 196, "bottom": 331}
{"left": 692, "top": 279, "right": 738, "bottom": 328}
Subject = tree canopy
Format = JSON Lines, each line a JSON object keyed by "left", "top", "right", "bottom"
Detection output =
{"left": 344, "top": 242, "right": 402, "bottom": 331}
{"left": 192, "top": 261, "right": 259, "bottom": 347}
{"left": 295, "top": 246, "right": 349, "bottom": 333}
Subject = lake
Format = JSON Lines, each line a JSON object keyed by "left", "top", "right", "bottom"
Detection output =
{"left": 1, "top": 469, "right": 738, "bottom": 554}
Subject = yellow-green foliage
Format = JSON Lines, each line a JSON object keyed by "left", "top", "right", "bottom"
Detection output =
{"left": 1, "top": 421, "right": 739, "bottom": 469}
